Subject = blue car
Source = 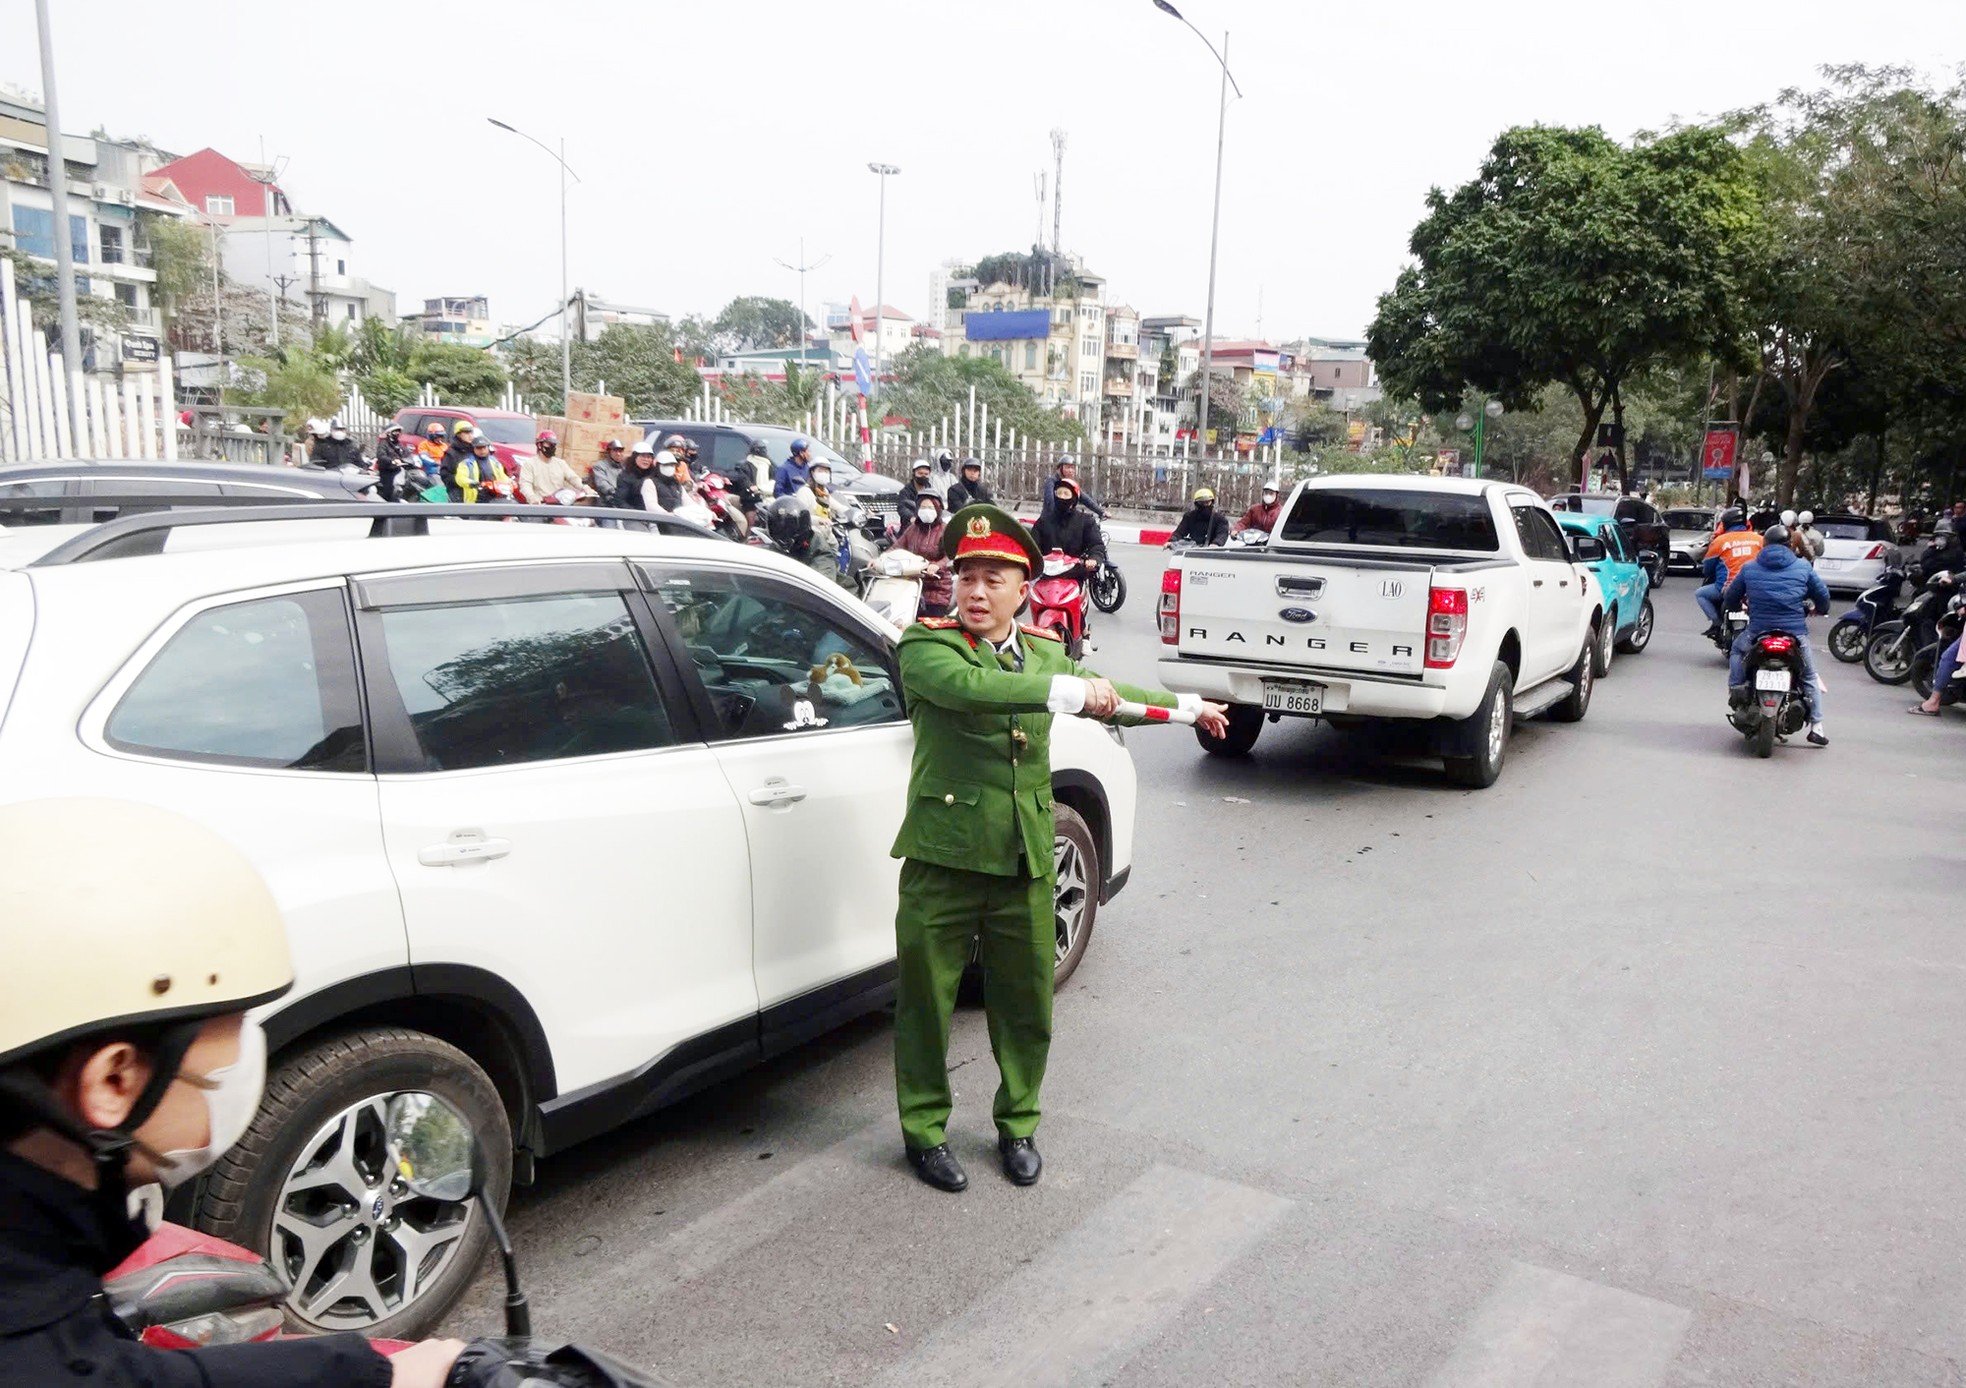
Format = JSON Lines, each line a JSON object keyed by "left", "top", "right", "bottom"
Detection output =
{"left": 1557, "top": 512, "right": 1655, "bottom": 674}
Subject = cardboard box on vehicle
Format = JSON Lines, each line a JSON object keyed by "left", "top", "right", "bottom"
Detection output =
{"left": 533, "top": 415, "right": 572, "bottom": 448}
{"left": 566, "top": 391, "right": 627, "bottom": 425}
{"left": 565, "top": 420, "right": 636, "bottom": 462}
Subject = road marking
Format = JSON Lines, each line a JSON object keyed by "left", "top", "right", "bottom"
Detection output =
{"left": 885, "top": 1163, "right": 1292, "bottom": 1387}
{"left": 1428, "top": 1261, "right": 1692, "bottom": 1388}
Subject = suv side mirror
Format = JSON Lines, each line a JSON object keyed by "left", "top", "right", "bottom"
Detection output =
{"left": 1570, "top": 535, "right": 1606, "bottom": 563}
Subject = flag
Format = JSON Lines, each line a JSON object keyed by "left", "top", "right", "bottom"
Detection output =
{"left": 847, "top": 296, "right": 864, "bottom": 344}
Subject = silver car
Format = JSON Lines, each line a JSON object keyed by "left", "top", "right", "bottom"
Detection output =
{"left": 1663, "top": 507, "right": 1715, "bottom": 574}
{"left": 1810, "top": 513, "right": 1900, "bottom": 594}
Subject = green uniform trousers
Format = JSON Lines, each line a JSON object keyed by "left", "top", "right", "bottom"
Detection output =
{"left": 894, "top": 857, "right": 1055, "bottom": 1150}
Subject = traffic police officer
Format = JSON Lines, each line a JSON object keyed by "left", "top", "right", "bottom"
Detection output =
{"left": 890, "top": 505, "right": 1227, "bottom": 1192}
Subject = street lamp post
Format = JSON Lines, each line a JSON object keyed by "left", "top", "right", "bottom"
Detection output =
{"left": 867, "top": 163, "right": 900, "bottom": 410}
{"left": 489, "top": 118, "right": 580, "bottom": 406}
{"left": 33, "top": 0, "right": 83, "bottom": 441}
{"left": 1150, "top": 1, "right": 1240, "bottom": 460}
{"left": 774, "top": 239, "right": 830, "bottom": 374}
{"left": 1455, "top": 396, "right": 1506, "bottom": 478}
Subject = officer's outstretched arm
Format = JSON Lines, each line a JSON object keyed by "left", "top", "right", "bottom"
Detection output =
{"left": 900, "top": 637, "right": 1057, "bottom": 713}
{"left": 1068, "top": 659, "right": 1190, "bottom": 727}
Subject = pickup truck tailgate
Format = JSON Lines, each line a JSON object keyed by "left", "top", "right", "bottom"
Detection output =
{"left": 1176, "top": 557, "right": 1432, "bottom": 676}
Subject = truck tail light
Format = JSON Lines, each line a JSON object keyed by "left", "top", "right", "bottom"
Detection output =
{"left": 1425, "top": 587, "right": 1467, "bottom": 669}
{"left": 1158, "top": 566, "right": 1182, "bottom": 644}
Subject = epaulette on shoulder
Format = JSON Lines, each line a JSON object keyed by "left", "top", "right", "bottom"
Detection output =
{"left": 1020, "top": 623, "right": 1063, "bottom": 642}
{"left": 915, "top": 616, "right": 960, "bottom": 629}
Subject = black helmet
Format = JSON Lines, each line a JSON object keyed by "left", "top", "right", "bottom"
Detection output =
{"left": 1764, "top": 523, "right": 1790, "bottom": 546}
{"left": 960, "top": 456, "right": 981, "bottom": 472}
{"left": 747, "top": 436, "right": 770, "bottom": 454}
{"left": 766, "top": 496, "right": 814, "bottom": 555}
{"left": 662, "top": 434, "right": 690, "bottom": 453}
{"left": 1720, "top": 507, "right": 1745, "bottom": 528}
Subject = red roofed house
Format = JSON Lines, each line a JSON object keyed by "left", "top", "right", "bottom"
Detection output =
{"left": 145, "top": 147, "right": 289, "bottom": 223}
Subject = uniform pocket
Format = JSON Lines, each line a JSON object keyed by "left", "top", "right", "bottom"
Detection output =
{"left": 912, "top": 777, "right": 982, "bottom": 851}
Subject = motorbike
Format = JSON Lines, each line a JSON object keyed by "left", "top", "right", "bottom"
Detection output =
{"left": 1030, "top": 549, "right": 1092, "bottom": 658}
{"left": 1864, "top": 568, "right": 1958, "bottom": 685}
{"left": 107, "top": 1094, "right": 663, "bottom": 1385}
{"left": 1728, "top": 630, "right": 1811, "bottom": 758}
{"left": 1088, "top": 523, "right": 1127, "bottom": 613}
{"left": 862, "top": 548, "right": 939, "bottom": 627}
{"left": 697, "top": 471, "right": 757, "bottom": 544}
{"left": 1828, "top": 565, "right": 1907, "bottom": 663}
{"left": 1910, "top": 591, "right": 1966, "bottom": 701}
{"left": 1229, "top": 528, "right": 1270, "bottom": 548}
{"left": 833, "top": 498, "right": 887, "bottom": 592}
{"left": 1712, "top": 604, "right": 1749, "bottom": 654}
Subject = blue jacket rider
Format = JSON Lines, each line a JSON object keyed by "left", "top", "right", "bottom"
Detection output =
{"left": 1722, "top": 525, "right": 1830, "bottom": 745}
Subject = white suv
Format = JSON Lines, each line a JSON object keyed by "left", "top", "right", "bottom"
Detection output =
{"left": 0, "top": 508, "right": 1140, "bottom": 1338}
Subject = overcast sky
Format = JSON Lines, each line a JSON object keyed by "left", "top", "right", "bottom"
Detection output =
{"left": 4, "top": 1, "right": 1959, "bottom": 342}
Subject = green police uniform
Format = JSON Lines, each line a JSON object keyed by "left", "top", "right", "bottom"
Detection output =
{"left": 890, "top": 506, "right": 1180, "bottom": 1154}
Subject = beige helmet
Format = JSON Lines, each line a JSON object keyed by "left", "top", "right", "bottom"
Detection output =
{"left": 0, "top": 799, "right": 294, "bottom": 1069}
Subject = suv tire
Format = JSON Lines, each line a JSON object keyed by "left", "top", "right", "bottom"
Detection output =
{"left": 191, "top": 1027, "right": 512, "bottom": 1340}
{"left": 1549, "top": 636, "right": 1595, "bottom": 723}
{"left": 1051, "top": 803, "right": 1101, "bottom": 988}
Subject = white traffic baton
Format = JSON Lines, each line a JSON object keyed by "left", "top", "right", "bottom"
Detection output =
{"left": 1110, "top": 700, "right": 1196, "bottom": 726}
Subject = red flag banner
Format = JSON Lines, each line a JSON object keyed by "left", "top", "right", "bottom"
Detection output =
{"left": 1701, "top": 429, "right": 1738, "bottom": 481}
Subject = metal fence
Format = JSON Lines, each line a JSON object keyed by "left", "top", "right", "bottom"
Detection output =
{"left": 850, "top": 438, "right": 1297, "bottom": 517}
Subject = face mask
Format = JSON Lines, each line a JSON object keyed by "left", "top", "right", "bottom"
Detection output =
{"left": 810, "top": 472, "right": 830, "bottom": 489}
{"left": 148, "top": 1021, "right": 266, "bottom": 1191}
{"left": 919, "top": 508, "right": 940, "bottom": 527}
{"left": 330, "top": 429, "right": 348, "bottom": 441}
{"left": 659, "top": 463, "right": 677, "bottom": 477}
{"left": 1056, "top": 494, "right": 1076, "bottom": 511}
{"left": 1197, "top": 501, "right": 1213, "bottom": 512}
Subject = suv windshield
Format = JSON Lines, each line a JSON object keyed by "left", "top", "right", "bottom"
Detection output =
{"left": 467, "top": 416, "right": 536, "bottom": 446}
{"left": 1278, "top": 488, "right": 1499, "bottom": 552}
{"left": 1815, "top": 519, "right": 1878, "bottom": 541}
{"left": 1664, "top": 510, "right": 1713, "bottom": 529}
{"left": 1550, "top": 495, "right": 1617, "bottom": 517}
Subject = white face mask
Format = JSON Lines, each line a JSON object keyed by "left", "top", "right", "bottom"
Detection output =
{"left": 919, "top": 508, "right": 940, "bottom": 526}
{"left": 330, "top": 429, "right": 348, "bottom": 440}
{"left": 149, "top": 1020, "right": 266, "bottom": 1190}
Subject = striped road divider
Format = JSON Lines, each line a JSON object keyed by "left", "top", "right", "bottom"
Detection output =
{"left": 1013, "top": 515, "right": 1175, "bottom": 547}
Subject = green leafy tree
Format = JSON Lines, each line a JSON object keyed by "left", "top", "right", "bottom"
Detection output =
{"left": 884, "top": 345, "right": 1080, "bottom": 444}
{"left": 407, "top": 342, "right": 507, "bottom": 405}
{"left": 711, "top": 296, "right": 809, "bottom": 352}
{"left": 1368, "top": 123, "right": 1765, "bottom": 491}
{"left": 357, "top": 367, "right": 418, "bottom": 416}
{"left": 235, "top": 348, "right": 342, "bottom": 430}
{"left": 579, "top": 324, "right": 700, "bottom": 417}
{"left": 0, "top": 246, "right": 130, "bottom": 338}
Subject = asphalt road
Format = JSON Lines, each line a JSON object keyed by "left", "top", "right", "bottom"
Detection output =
{"left": 447, "top": 543, "right": 1966, "bottom": 1386}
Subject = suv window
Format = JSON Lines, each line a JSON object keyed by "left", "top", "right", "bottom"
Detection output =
{"left": 374, "top": 592, "right": 677, "bottom": 771}
{"left": 707, "top": 432, "right": 752, "bottom": 477}
{"left": 1278, "top": 488, "right": 1499, "bottom": 552}
{"left": 0, "top": 478, "right": 66, "bottom": 526}
{"left": 646, "top": 569, "right": 903, "bottom": 739}
{"left": 1511, "top": 505, "right": 1569, "bottom": 562}
{"left": 106, "top": 589, "right": 366, "bottom": 771}
{"left": 1598, "top": 524, "right": 1626, "bottom": 561}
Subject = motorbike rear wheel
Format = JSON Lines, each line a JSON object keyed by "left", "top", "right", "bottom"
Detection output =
{"left": 1863, "top": 623, "right": 1915, "bottom": 685}
{"left": 1827, "top": 619, "right": 1867, "bottom": 663}
{"left": 1089, "top": 565, "right": 1127, "bottom": 613}
{"left": 1751, "top": 714, "right": 1776, "bottom": 758}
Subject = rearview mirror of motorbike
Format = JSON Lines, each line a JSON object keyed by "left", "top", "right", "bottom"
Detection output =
{"left": 384, "top": 1092, "right": 477, "bottom": 1203}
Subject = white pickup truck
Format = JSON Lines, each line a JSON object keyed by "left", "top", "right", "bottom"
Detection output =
{"left": 1156, "top": 474, "right": 1608, "bottom": 787}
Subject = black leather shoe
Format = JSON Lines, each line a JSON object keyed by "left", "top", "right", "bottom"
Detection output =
{"left": 906, "top": 1144, "right": 968, "bottom": 1193}
{"left": 998, "top": 1136, "right": 1042, "bottom": 1186}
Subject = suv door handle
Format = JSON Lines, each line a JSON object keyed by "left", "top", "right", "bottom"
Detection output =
{"left": 1532, "top": 578, "right": 1545, "bottom": 587}
{"left": 418, "top": 833, "right": 512, "bottom": 867}
{"left": 748, "top": 779, "right": 808, "bottom": 808}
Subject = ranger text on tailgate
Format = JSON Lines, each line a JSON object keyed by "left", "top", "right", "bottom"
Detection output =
{"left": 1156, "top": 475, "right": 1606, "bottom": 787}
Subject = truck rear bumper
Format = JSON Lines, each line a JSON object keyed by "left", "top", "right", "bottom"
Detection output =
{"left": 1157, "top": 658, "right": 1459, "bottom": 719}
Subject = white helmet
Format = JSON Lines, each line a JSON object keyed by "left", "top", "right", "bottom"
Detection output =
{"left": 1798, "top": 510, "right": 1814, "bottom": 526}
{"left": 1780, "top": 509, "right": 1797, "bottom": 527}
{"left": 306, "top": 417, "right": 330, "bottom": 437}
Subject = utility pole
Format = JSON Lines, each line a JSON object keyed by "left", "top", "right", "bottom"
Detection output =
{"left": 303, "top": 218, "right": 324, "bottom": 327}
{"left": 867, "top": 163, "right": 900, "bottom": 407}
{"left": 33, "top": 0, "right": 82, "bottom": 440}
{"left": 1049, "top": 129, "right": 1066, "bottom": 296}
{"left": 774, "top": 240, "right": 830, "bottom": 373}
{"left": 251, "top": 139, "right": 284, "bottom": 346}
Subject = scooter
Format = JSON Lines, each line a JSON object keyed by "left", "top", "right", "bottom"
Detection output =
{"left": 1728, "top": 630, "right": 1811, "bottom": 758}
{"left": 697, "top": 471, "right": 757, "bottom": 543}
{"left": 1088, "top": 523, "right": 1127, "bottom": 613}
{"left": 1828, "top": 565, "right": 1907, "bottom": 663}
{"left": 1910, "top": 591, "right": 1966, "bottom": 701}
{"left": 862, "top": 548, "right": 938, "bottom": 627}
{"left": 1865, "top": 567, "right": 1958, "bottom": 685}
{"left": 1713, "top": 605, "right": 1749, "bottom": 655}
{"left": 108, "top": 1094, "right": 664, "bottom": 1385}
{"left": 1030, "top": 550, "right": 1092, "bottom": 658}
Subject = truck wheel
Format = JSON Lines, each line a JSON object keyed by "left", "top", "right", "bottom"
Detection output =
{"left": 1442, "top": 661, "right": 1512, "bottom": 788}
{"left": 190, "top": 1028, "right": 512, "bottom": 1341}
{"left": 1548, "top": 636, "right": 1594, "bottom": 722}
{"left": 1196, "top": 702, "right": 1263, "bottom": 756}
{"left": 1615, "top": 598, "right": 1654, "bottom": 654}
{"left": 1590, "top": 613, "right": 1615, "bottom": 678}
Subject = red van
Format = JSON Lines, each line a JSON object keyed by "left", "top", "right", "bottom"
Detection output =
{"left": 389, "top": 406, "right": 538, "bottom": 482}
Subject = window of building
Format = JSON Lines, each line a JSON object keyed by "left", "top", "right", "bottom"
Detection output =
{"left": 336, "top": 258, "right": 346, "bottom": 275}
{"left": 1024, "top": 343, "right": 1038, "bottom": 370}
{"left": 1080, "top": 372, "right": 1096, "bottom": 397}
{"left": 98, "top": 224, "right": 125, "bottom": 264}
{"left": 205, "top": 194, "right": 234, "bottom": 216}
{"left": 113, "top": 282, "right": 139, "bottom": 309}
{"left": 7, "top": 207, "right": 88, "bottom": 263}
{"left": 375, "top": 591, "right": 677, "bottom": 771}
{"left": 106, "top": 589, "right": 367, "bottom": 771}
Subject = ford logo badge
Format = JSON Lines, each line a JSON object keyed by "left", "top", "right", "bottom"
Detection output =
{"left": 1278, "top": 607, "right": 1317, "bottom": 624}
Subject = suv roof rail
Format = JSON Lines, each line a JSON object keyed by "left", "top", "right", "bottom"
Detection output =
{"left": 28, "top": 503, "right": 718, "bottom": 567}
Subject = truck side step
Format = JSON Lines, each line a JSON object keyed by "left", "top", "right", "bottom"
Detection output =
{"left": 1510, "top": 680, "right": 1571, "bottom": 720}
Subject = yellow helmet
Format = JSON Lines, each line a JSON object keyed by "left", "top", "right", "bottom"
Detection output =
{"left": 1194, "top": 487, "right": 1215, "bottom": 502}
{"left": 0, "top": 800, "right": 294, "bottom": 1068}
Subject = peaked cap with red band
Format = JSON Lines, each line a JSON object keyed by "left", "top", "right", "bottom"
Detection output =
{"left": 941, "top": 504, "right": 1041, "bottom": 573}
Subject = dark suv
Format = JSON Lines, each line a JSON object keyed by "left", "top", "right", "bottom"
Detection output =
{"left": 633, "top": 420, "right": 903, "bottom": 516}
{"left": 1549, "top": 492, "right": 1669, "bottom": 587}
{"left": 0, "top": 459, "right": 377, "bottom": 527}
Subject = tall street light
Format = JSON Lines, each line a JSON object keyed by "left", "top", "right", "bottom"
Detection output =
{"left": 1150, "top": 0, "right": 1240, "bottom": 459}
{"left": 774, "top": 240, "right": 830, "bottom": 374}
{"left": 1455, "top": 395, "right": 1506, "bottom": 477}
{"left": 33, "top": 0, "right": 82, "bottom": 440}
{"left": 868, "top": 163, "right": 900, "bottom": 409}
{"left": 489, "top": 118, "right": 580, "bottom": 406}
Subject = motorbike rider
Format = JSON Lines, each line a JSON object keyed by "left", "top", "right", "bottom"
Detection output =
{"left": 1237, "top": 480, "right": 1284, "bottom": 535}
{"left": 416, "top": 421, "right": 449, "bottom": 478}
{"left": 1795, "top": 510, "right": 1825, "bottom": 561}
{"left": 743, "top": 436, "right": 773, "bottom": 493}
{"left": 589, "top": 437, "right": 626, "bottom": 505}
{"left": 0, "top": 798, "right": 467, "bottom": 1388}
{"left": 893, "top": 492, "right": 954, "bottom": 616}
{"left": 897, "top": 458, "right": 940, "bottom": 529}
{"left": 613, "top": 440, "right": 663, "bottom": 512}
{"left": 371, "top": 423, "right": 416, "bottom": 501}
{"left": 466, "top": 432, "right": 512, "bottom": 501}
{"left": 1724, "top": 523, "right": 1831, "bottom": 746}
{"left": 519, "top": 430, "right": 592, "bottom": 505}
{"left": 1169, "top": 487, "right": 1231, "bottom": 548}
{"left": 929, "top": 447, "right": 957, "bottom": 499}
{"left": 1038, "top": 457, "right": 1107, "bottom": 527}
{"left": 793, "top": 461, "right": 845, "bottom": 583}
{"left": 1696, "top": 507, "right": 1764, "bottom": 638}
{"left": 439, "top": 423, "right": 481, "bottom": 503}
{"left": 774, "top": 438, "right": 814, "bottom": 497}
{"left": 945, "top": 457, "right": 993, "bottom": 512}
{"left": 1032, "top": 476, "right": 1108, "bottom": 575}
{"left": 307, "top": 419, "right": 364, "bottom": 471}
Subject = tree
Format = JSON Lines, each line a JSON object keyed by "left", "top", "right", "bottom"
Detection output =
{"left": 883, "top": 346, "right": 1081, "bottom": 444}
{"left": 408, "top": 342, "right": 506, "bottom": 405}
{"left": 234, "top": 347, "right": 342, "bottom": 430}
{"left": 711, "top": 296, "right": 808, "bottom": 352}
{"left": 579, "top": 324, "right": 699, "bottom": 417}
{"left": 1367, "top": 123, "right": 1765, "bottom": 492}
